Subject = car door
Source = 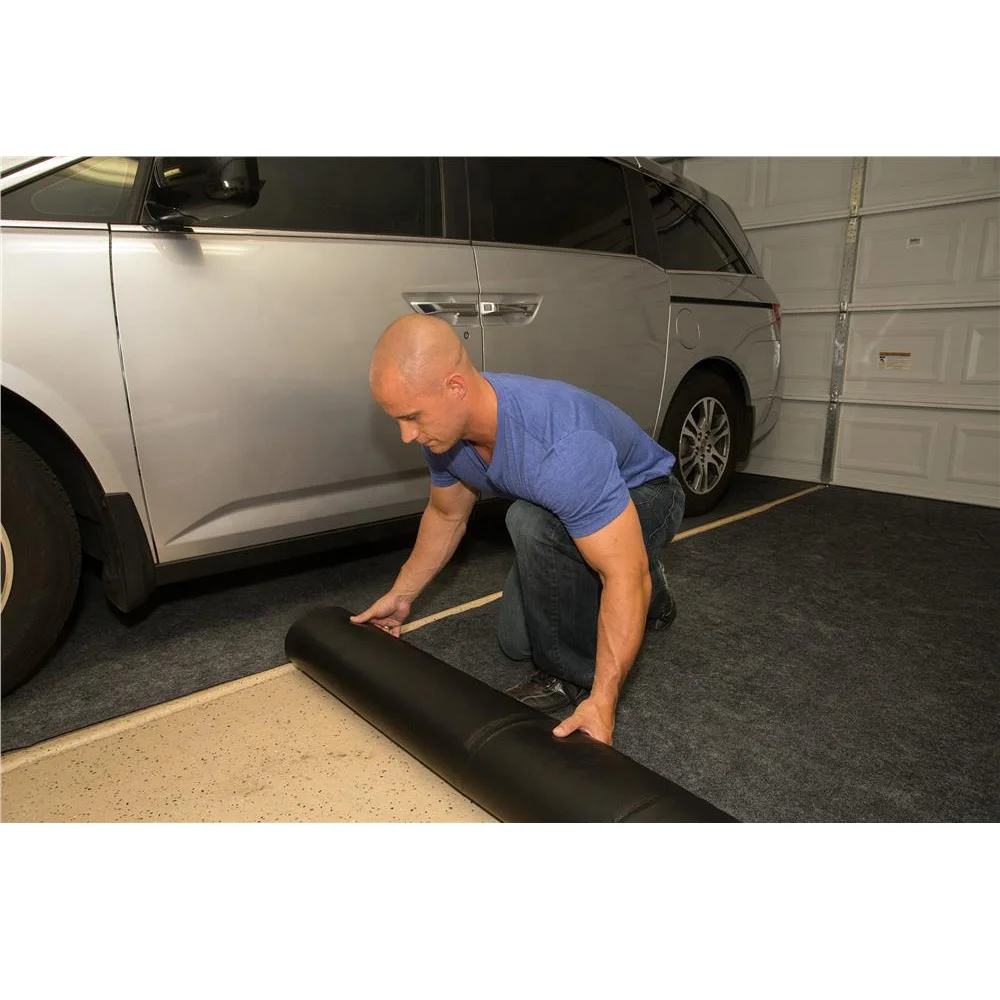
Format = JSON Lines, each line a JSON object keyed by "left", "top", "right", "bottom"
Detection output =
{"left": 467, "top": 157, "right": 671, "bottom": 435}
{"left": 111, "top": 157, "right": 482, "bottom": 564}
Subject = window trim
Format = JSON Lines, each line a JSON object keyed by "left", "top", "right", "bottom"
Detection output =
{"left": 110, "top": 223, "right": 476, "bottom": 248}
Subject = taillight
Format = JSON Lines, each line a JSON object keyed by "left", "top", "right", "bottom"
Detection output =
{"left": 771, "top": 303, "right": 782, "bottom": 336}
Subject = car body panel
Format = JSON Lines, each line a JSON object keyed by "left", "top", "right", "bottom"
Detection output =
{"left": 109, "top": 227, "right": 483, "bottom": 562}
{"left": 0, "top": 223, "right": 152, "bottom": 538}
{"left": 472, "top": 244, "right": 671, "bottom": 435}
{"left": 660, "top": 270, "right": 781, "bottom": 440}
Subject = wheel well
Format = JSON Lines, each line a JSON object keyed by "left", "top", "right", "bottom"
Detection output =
{"left": 680, "top": 358, "right": 751, "bottom": 406}
{"left": 660, "top": 358, "right": 755, "bottom": 463}
{"left": 1, "top": 387, "right": 106, "bottom": 558}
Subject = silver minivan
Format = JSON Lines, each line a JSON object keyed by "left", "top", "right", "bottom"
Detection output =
{"left": 1, "top": 156, "right": 782, "bottom": 693}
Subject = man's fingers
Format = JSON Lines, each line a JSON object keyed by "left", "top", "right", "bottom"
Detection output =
{"left": 552, "top": 714, "right": 581, "bottom": 738}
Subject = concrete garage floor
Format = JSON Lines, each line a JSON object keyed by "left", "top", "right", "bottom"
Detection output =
{"left": 3, "top": 473, "right": 998, "bottom": 823}
{"left": 2, "top": 667, "right": 491, "bottom": 822}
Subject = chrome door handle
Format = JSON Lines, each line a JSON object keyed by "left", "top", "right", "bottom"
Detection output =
{"left": 406, "top": 297, "right": 480, "bottom": 322}
{"left": 479, "top": 298, "right": 541, "bottom": 324}
{"left": 494, "top": 302, "right": 536, "bottom": 318}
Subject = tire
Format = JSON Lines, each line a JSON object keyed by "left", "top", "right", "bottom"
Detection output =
{"left": 659, "top": 370, "right": 743, "bottom": 517}
{"left": 1, "top": 428, "right": 82, "bottom": 695}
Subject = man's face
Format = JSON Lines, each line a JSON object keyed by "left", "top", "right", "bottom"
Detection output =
{"left": 372, "top": 369, "right": 467, "bottom": 453}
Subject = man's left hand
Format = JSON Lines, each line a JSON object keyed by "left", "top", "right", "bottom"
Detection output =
{"left": 552, "top": 697, "right": 615, "bottom": 745}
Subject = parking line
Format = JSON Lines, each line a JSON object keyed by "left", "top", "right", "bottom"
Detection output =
{"left": 401, "top": 592, "right": 504, "bottom": 633}
{"left": 673, "top": 484, "right": 826, "bottom": 541}
{"left": 401, "top": 483, "right": 827, "bottom": 634}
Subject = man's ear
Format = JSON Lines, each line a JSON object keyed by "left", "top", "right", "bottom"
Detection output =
{"left": 445, "top": 373, "right": 468, "bottom": 399}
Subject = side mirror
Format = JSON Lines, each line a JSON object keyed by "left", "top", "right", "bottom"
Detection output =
{"left": 146, "top": 157, "right": 263, "bottom": 224}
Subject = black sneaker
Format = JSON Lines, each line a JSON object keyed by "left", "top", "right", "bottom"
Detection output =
{"left": 504, "top": 670, "right": 586, "bottom": 717}
{"left": 647, "top": 588, "right": 677, "bottom": 632}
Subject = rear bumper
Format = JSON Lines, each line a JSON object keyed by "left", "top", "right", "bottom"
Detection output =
{"left": 752, "top": 393, "right": 782, "bottom": 447}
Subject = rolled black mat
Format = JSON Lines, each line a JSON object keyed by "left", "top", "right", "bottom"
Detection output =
{"left": 285, "top": 606, "right": 736, "bottom": 823}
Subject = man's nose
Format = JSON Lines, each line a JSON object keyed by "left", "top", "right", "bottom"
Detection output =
{"left": 400, "top": 423, "right": 419, "bottom": 444}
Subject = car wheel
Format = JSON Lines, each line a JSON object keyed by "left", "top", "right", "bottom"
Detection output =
{"left": 660, "top": 371, "right": 743, "bottom": 517}
{"left": 1, "top": 428, "right": 82, "bottom": 695}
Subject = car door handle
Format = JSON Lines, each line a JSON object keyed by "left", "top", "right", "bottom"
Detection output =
{"left": 406, "top": 297, "right": 480, "bottom": 323}
{"left": 479, "top": 298, "right": 541, "bottom": 324}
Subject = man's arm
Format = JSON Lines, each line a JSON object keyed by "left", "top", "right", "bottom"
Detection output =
{"left": 553, "top": 499, "right": 652, "bottom": 744}
{"left": 351, "top": 480, "right": 479, "bottom": 635}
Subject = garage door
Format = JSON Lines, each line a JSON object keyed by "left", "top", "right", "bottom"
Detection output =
{"left": 677, "top": 157, "right": 1000, "bottom": 508}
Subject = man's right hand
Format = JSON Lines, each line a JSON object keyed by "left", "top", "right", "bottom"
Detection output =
{"left": 350, "top": 593, "right": 413, "bottom": 637}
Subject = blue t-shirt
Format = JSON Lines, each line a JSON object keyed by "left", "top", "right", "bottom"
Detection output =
{"left": 423, "top": 372, "right": 676, "bottom": 538}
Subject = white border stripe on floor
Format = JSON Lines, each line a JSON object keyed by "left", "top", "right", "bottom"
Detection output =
{"left": 400, "top": 592, "right": 504, "bottom": 634}
{"left": 1, "top": 663, "right": 296, "bottom": 773}
{"left": 673, "top": 484, "right": 826, "bottom": 541}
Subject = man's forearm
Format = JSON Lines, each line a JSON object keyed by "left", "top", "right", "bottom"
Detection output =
{"left": 392, "top": 505, "right": 468, "bottom": 601}
{"left": 589, "top": 571, "right": 652, "bottom": 710}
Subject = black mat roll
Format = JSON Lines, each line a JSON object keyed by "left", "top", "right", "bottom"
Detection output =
{"left": 285, "top": 606, "right": 735, "bottom": 823}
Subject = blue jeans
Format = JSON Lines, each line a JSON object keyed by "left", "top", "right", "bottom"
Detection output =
{"left": 497, "top": 473, "right": 686, "bottom": 689}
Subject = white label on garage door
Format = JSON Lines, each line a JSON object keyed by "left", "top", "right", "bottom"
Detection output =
{"left": 879, "top": 351, "right": 912, "bottom": 371}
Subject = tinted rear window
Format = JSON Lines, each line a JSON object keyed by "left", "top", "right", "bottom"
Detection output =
{"left": 645, "top": 178, "right": 749, "bottom": 273}
{"left": 474, "top": 157, "right": 635, "bottom": 255}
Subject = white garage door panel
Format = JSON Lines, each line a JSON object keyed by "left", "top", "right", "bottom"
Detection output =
{"left": 864, "top": 157, "right": 1000, "bottom": 210}
{"left": 980, "top": 216, "right": 999, "bottom": 282}
{"left": 949, "top": 423, "right": 1000, "bottom": 487}
{"left": 750, "top": 220, "right": 848, "bottom": 310}
{"left": 684, "top": 158, "right": 853, "bottom": 228}
{"left": 963, "top": 320, "right": 1000, "bottom": 385}
{"left": 853, "top": 202, "right": 999, "bottom": 306}
{"left": 744, "top": 399, "right": 825, "bottom": 481}
{"left": 835, "top": 404, "right": 1000, "bottom": 506}
{"left": 780, "top": 312, "right": 837, "bottom": 399}
{"left": 844, "top": 309, "right": 1000, "bottom": 407}
{"left": 762, "top": 158, "right": 854, "bottom": 224}
{"left": 838, "top": 413, "right": 938, "bottom": 478}
{"left": 682, "top": 158, "right": 758, "bottom": 216}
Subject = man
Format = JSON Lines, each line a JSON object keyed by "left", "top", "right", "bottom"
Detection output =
{"left": 352, "top": 314, "right": 685, "bottom": 745}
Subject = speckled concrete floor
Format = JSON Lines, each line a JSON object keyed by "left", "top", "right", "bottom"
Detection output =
{"left": 0, "top": 666, "right": 492, "bottom": 823}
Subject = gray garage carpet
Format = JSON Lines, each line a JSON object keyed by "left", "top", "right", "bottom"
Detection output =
{"left": 1, "top": 474, "right": 807, "bottom": 753}
{"left": 6, "top": 474, "right": 996, "bottom": 823}
{"left": 407, "top": 487, "right": 1000, "bottom": 822}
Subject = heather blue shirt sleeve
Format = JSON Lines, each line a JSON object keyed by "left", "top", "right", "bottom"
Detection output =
{"left": 534, "top": 431, "right": 631, "bottom": 538}
{"left": 422, "top": 445, "right": 459, "bottom": 487}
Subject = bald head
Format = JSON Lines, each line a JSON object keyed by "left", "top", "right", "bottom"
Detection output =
{"left": 369, "top": 314, "right": 494, "bottom": 454}
{"left": 370, "top": 314, "right": 471, "bottom": 394}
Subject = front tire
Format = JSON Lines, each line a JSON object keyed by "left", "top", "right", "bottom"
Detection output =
{"left": 1, "top": 428, "right": 82, "bottom": 695}
{"left": 660, "top": 371, "right": 743, "bottom": 517}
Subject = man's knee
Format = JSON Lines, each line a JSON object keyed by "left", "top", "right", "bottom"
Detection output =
{"left": 505, "top": 499, "right": 554, "bottom": 548}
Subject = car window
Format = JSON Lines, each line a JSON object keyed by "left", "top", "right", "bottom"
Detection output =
{"left": 475, "top": 157, "right": 635, "bottom": 255}
{"left": 1, "top": 157, "right": 141, "bottom": 224}
{"left": 645, "top": 178, "right": 749, "bottom": 273}
{"left": 180, "top": 157, "right": 444, "bottom": 238}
